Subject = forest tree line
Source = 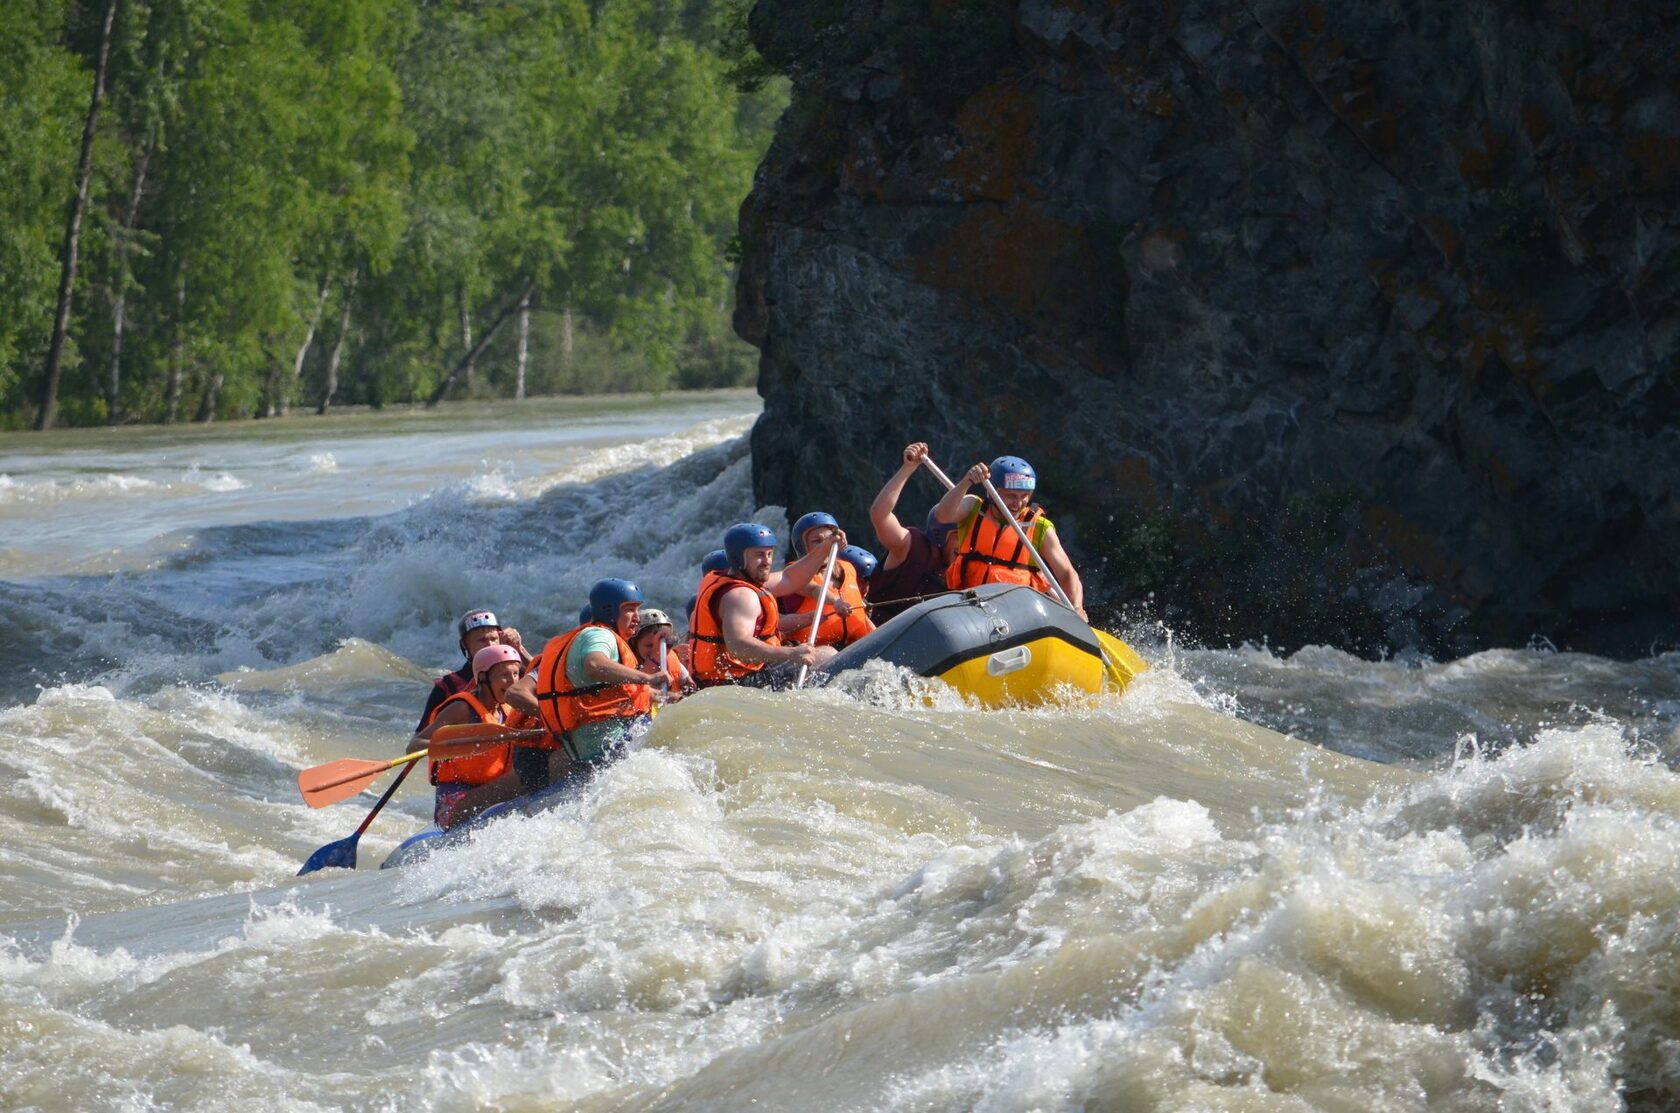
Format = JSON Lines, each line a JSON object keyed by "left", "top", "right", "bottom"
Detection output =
{"left": 1, "top": 0, "right": 780, "bottom": 429}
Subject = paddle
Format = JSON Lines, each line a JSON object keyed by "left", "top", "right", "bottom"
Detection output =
{"left": 921, "top": 455, "right": 1134, "bottom": 690}
{"left": 297, "top": 759, "right": 417, "bottom": 875}
{"left": 796, "top": 541, "right": 842, "bottom": 689}
{"left": 296, "top": 723, "right": 547, "bottom": 809}
{"left": 654, "top": 634, "right": 694, "bottom": 694}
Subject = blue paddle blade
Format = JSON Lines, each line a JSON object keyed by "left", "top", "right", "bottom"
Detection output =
{"left": 297, "top": 834, "right": 359, "bottom": 875}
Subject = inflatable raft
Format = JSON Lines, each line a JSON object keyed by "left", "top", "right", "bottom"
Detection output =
{"left": 380, "top": 585, "right": 1146, "bottom": 867}
{"left": 818, "top": 582, "right": 1145, "bottom": 707}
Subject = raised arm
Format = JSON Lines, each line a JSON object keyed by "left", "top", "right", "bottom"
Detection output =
{"left": 933, "top": 461, "right": 987, "bottom": 525}
{"left": 870, "top": 442, "right": 928, "bottom": 564}
{"left": 764, "top": 530, "right": 844, "bottom": 595}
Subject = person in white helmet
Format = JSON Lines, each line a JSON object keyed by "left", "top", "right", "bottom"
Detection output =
{"left": 630, "top": 607, "right": 694, "bottom": 699}
{"left": 416, "top": 608, "right": 528, "bottom": 731}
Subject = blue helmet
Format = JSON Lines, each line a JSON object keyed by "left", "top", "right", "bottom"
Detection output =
{"left": 924, "top": 507, "right": 957, "bottom": 547}
{"left": 588, "top": 577, "right": 644, "bottom": 625}
{"left": 990, "top": 455, "right": 1037, "bottom": 492}
{"left": 578, "top": 604, "right": 593, "bottom": 627}
{"left": 791, "top": 511, "right": 840, "bottom": 556}
{"left": 839, "top": 545, "right": 878, "bottom": 580}
{"left": 723, "top": 522, "right": 778, "bottom": 568}
{"left": 700, "top": 548, "right": 730, "bottom": 575}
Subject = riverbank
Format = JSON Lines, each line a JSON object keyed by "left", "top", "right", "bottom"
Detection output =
{"left": 0, "top": 387, "right": 759, "bottom": 450}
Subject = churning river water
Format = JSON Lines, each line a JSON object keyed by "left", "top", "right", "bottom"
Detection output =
{"left": 2, "top": 390, "right": 1679, "bottom": 1112}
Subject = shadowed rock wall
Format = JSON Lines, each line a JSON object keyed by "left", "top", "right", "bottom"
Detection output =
{"left": 735, "top": 0, "right": 1680, "bottom": 656}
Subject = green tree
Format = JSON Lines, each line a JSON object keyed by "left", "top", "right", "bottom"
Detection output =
{"left": 0, "top": 1, "right": 85, "bottom": 426}
{"left": 36, "top": 0, "right": 120, "bottom": 430}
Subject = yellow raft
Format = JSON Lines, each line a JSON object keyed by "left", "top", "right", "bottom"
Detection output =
{"left": 817, "top": 583, "right": 1146, "bottom": 707}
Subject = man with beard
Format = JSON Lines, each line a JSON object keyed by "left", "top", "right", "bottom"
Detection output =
{"left": 688, "top": 521, "right": 839, "bottom": 689}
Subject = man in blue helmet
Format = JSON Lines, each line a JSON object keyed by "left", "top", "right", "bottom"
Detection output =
{"left": 690, "top": 521, "right": 841, "bottom": 687}
{"left": 838, "top": 545, "right": 878, "bottom": 583}
{"left": 509, "top": 578, "right": 662, "bottom": 772}
{"left": 931, "top": 454, "right": 1087, "bottom": 619}
{"left": 778, "top": 512, "right": 875, "bottom": 647}
{"left": 416, "top": 608, "right": 530, "bottom": 731}
{"left": 778, "top": 510, "right": 866, "bottom": 626}
{"left": 867, "top": 442, "right": 961, "bottom": 622}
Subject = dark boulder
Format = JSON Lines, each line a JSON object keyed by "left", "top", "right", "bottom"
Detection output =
{"left": 737, "top": 0, "right": 1680, "bottom": 657}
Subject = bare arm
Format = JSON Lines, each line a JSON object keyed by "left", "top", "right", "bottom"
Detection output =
{"left": 505, "top": 672, "right": 540, "bottom": 717}
{"left": 776, "top": 609, "right": 817, "bottom": 635}
{"left": 721, "top": 587, "right": 823, "bottom": 667}
{"left": 763, "top": 531, "right": 844, "bottom": 595}
{"left": 583, "top": 650, "right": 661, "bottom": 689}
{"left": 933, "top": 462, "right": 986, "bottom": 525}
{"left": 871, "top": 443, "right": 928, "bottom": 565}
{"left": 1036, "top": 526, "right": 1086, "bottom": 620}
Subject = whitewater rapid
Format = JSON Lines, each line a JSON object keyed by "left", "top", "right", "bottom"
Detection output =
{"left": 2, "top": 391, "right": 1678, "bottom": 1112}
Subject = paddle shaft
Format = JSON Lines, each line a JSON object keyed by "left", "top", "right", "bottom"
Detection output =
{"left": 313, "top": 749, "right": 424, "bottom": 795}
{"left": 922, "top": 457, "right": 1078, "bottom": 609}
{"left": 796, "top": 542, "right": 841, "bottom": 689}
{"left": 653, "top": 634, "right": 690, "bottom": 692}
{"left": 920, "top": 456, "right": 1129, "bottom": 688}
{"left": 354, "top": 757, "right": 416, "bottom": 838}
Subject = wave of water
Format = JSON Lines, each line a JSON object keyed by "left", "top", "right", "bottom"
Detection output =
{"left": 2, "top": 397, "right": 1678, "bottom": 1111}
{"left": 0, "top": 468, "right": 249, "bottom": 506}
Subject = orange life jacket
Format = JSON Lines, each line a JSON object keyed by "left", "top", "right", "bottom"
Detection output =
{"left": 429, "top": 689, "right": 513, "bottom": 786}
{"left": 946, "top": 502, "right": 1054, "bottom": 594}
{"left": 784, "top": 560, "right": 875, "bottom": 648}
{"left": 689, "top": 570, "right": 781, "bottom": 684}
{"left": 533, "top": 624, "right": 654, "bottom": 743}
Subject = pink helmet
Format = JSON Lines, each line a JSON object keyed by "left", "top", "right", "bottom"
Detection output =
{"left": 472, "top": 644, "right": 522, "bottom": 677}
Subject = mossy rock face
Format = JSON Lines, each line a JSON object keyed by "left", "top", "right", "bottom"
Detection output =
{"left": 736, "top": 0, "right": 1680, "bottom": 657}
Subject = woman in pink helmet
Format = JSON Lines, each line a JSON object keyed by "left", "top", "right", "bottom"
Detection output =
{"left": 407, "top": 643, "right": 540, "bottom": 829}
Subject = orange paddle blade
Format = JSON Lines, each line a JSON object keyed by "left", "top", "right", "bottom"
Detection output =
{"left": 295, "top": 726, "right": 550, "bottom": 808}
{"left": 299, "top": 753, "right": 418, "bottom": 809}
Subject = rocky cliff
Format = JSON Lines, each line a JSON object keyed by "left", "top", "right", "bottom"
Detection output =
{"left": 735, "top": 0, "right": 1680, "bottom": 656}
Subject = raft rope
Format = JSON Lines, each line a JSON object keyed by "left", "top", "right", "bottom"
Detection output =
{"left": 862, "top": 588, "right": 966, "bottom": 611}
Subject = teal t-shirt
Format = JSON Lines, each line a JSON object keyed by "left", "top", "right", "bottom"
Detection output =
{"left": 565, "top": 626, "right": 641, "bottom": 763}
